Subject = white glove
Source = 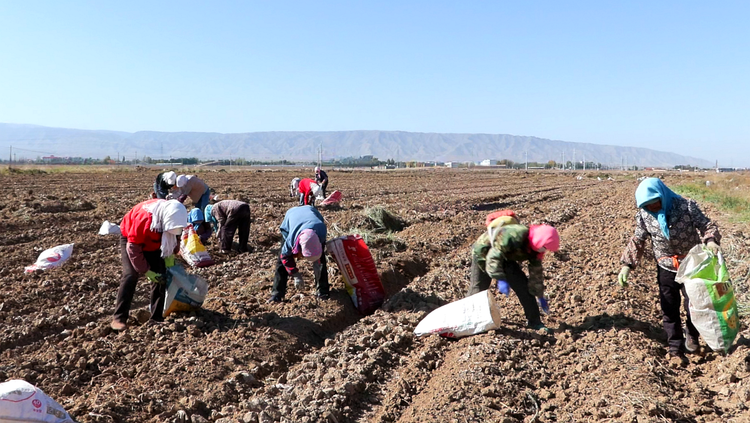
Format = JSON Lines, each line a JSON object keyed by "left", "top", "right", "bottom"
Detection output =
{"left": 293, "top": 273, "right": 305, "bottom": 290}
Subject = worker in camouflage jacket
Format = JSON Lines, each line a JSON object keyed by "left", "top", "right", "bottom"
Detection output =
{"left": 468, "top": 217, "right": 560, "bottom": 332}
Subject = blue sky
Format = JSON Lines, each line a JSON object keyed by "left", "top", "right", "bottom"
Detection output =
{"left": 0, "top": 1, "right": 748, "bottom": 165}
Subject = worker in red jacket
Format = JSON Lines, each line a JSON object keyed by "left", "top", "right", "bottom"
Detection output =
{"left": 290, "top": 177, "right": 319, "bottom": 206}
{"left": 113, "top": 199, "right": 188, "bottom": 330}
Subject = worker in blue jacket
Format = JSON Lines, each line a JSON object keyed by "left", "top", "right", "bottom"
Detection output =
{"left": 268, "top": 205, "right": 330, "bottom": 302}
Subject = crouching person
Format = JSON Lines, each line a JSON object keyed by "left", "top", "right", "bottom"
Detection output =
{"left": 467, "top": 223, "right": 560, "bottom": 333}
{"left": 205, "top": 200, "right": 251, "bottom": 253}
{"left": 187, "top": 208, "right": 213, "bottom": 244}
{"left": 174, "top": 174, "right": 211, "bottom": 213}
{"left": 113, "top": 199, "right": 188, "bottom": 330}
{"left": 268, "top": 205, "right": 329, "bottom": 302}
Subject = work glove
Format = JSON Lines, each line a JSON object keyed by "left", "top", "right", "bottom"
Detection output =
{"left": 617, "top": 266, "right": 630, "bottom": 288}
{"left": 537, "top": 297, "right": 550, "bottom": 315}
{"left": 706, "top": 240, "right": 721, "bottom": 255}
{"left": 292, "top": 273, "right": 305, "bottom": 290}
{"left": 164, "top": 255, "right": 176, "bottom": 268}
{"left": 145, "top": 270, "right": 165, "bottom": 284}
{"left": 496, "top": 280, "right": 510, "bottom": 296}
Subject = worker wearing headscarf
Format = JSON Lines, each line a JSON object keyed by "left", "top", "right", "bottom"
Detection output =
{"left": 269, "top": 205, "right": 329, "bottom": 302}
{"left": 187, "top": 208, "right": 212, "bottom": 244}
{"left": 619, "top": 178, "right": 721, "bottom": 359}
{"left": 173, "top": 174, "right": 211, "bottom": 213}
{"left": 315, "top": 167, "right": 329, "bottom": 198}
{"left": 468, "top": 216, "right": 560, "bottom": 333}
{"left": 290, "top": 177, "right": 320, "bottom": 206}
{"left": 205, "top": 200, "right": 252, "bottom": 253}
{"left": 153, "top": 171, "right": 177, "bottom": 199}
{"left": 114, "top": 199, "right": 188, "bottom": 330}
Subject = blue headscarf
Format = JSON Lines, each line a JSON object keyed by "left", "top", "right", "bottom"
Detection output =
{"left": 188, "top": 208, "right": 204, "bottom": 226}
{"left": 635, "top": 178, "right": 681, "bottom": 239}
{"left": 204, "top": 204, "right": 217, "bottom": 232}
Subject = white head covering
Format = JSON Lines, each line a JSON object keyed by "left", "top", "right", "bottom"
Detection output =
{"left": 164, "top": 171, "right": 177, "bottom": 186}
{"left": 315, "top": 166, "right": 320, "bottom": 173}
{"left": 176, "top": 175, "right": 188, "bottom": 188}
{"left": 143, "top": 200, "right": 188, "bottom": 258}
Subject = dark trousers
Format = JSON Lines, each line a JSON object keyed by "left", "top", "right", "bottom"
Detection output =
{"left": 114, "top": 236, "right": 167, "bottom": 323}
{"left": 219, "top": 204, "right": 251, "bottom": 252}
{"left": 272, "top": 249, "right": 329, "bottom": 299}
{"left": 320, "top": 181, "right": 328, "bottom": 198}
{"left": 658, "top": 266, "right": 700, "bottom": 353}
{"left": 467, "top": 254, "right": 542, "bottom": 326}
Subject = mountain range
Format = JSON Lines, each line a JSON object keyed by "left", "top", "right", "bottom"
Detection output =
{"left": 0, "top": 123, "right": 712, "bottom": 168}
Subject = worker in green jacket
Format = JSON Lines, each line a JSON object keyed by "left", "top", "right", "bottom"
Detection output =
{"left": 468, "top": 223, "right": 560, "bottom": 332}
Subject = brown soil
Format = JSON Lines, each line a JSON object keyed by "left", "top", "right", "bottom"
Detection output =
{"left": 1, "top": 168, "right": 749, "bottom": 423}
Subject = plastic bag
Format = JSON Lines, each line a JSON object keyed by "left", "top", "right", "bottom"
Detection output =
{"left": 98, "top": 220, "right": 121, "bottom": 235}
{"left": 320, "top": 190, "right": 342, "bottom": 206}
{"left": 163, "top": 264, "right": 209, "bottom": 317}
{"left": 0, "top": 379, "right": 75, "bottom": 422}
{"left": 24, "top": 244, "right": 74, "bottom": 273}
{"left": 675, "top": 244, "right": 739, "bottom": 352}
{"left": 414, "top": 290, "right": 502, "bottom": 338}
{"left": 311, "top": 182, "right": 324, "bottom": 200}
{"left": 327, "top": 235, "right": 385, "bottom": 315}
{"left": 180, "top": 225, "right": 214, "bottom": 268}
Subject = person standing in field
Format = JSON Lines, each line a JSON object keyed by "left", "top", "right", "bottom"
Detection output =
{"left": 113, "top": 199, "right": 188, "bottom": 330}
{"left": 618, "top": 177, "right": 721, "bottom": 362}
{"left": 268, "top": 205, "right": 329, "bottom": 303}
{"left": 315, "top": 167, "right": 329, "bottom": 198}
{"left": 204, "top": 200, "right": 252, "bottom": 253}
{"left": 173, "top": 174, "right": 211, "bottom": 213}
{"left": 153, "top": 171, "right": 176, "bottom": 199}
{"left": 468, "top": 213, "right": 560, "bottom": 333}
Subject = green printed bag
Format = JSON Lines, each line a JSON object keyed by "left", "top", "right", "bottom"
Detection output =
{"left": 675, "top": 244, "right": 739, "bottom": 352}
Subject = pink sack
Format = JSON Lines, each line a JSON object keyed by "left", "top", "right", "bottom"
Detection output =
{"left": 321, "top": 190, "right": 342, "bottom": 206}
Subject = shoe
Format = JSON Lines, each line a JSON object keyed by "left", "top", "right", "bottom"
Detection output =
{"left": 684, "top": 329, "right": 699, "bottom": 353}
{"left": 527, "top": 322, "right": 553, "bottom": 334}
{"left": 267, "top": 295, "right": 282, "bottom": 303}
{"left": 110, "top": 320, "right": 127, "bottom": 331}
{"left": 668, "top": 351, "right": 689, "bottom": 367}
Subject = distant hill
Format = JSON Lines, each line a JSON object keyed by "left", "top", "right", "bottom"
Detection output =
{"left": 0, "top": 123, "right": 712, "bottom": 168}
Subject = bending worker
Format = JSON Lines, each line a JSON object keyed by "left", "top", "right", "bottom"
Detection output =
{"left": 174, "top": 174, "right": 211, "bottom": 213}
{"left": 205, "top": 200, "right": 252, "bottom": 253}
{"left": 618, "top": 177, "right": 721, "bottom": 360}
{"left": 153, "top": 171, "right": 176, "bottom": 199}
{"left": 290, "top": 177, "right": 319, "bottom": 206}
{"left": 467, "top": 214, "right": 560, "bottom": 333}
{"left": 113, "top": 199, "right": 187, "bottom": 330}
{"left": 268, "top": 205, "right": 329, "bottom": 303}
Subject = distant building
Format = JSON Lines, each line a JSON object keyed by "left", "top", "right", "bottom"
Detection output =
{"left": 480, "top": 159, "right": 497, "bottom": 166}
{"left": 445, "top": 162, "right": 455, "bottom": 168}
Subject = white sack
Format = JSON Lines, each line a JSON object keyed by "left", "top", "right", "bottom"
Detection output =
{"left": 414, "top": 290, "right": 502, "bottom": 339}
{"left": 0, "top": 379, "right": 75, "bottom": 422}
{"left": 24, "top": 244, "right": 74, "bottom": 273}
{"left": 98, "top": 220, "right": 120, "bottom": 235}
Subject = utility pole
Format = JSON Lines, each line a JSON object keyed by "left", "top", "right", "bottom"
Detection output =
{"left": 8, "top": 146, "right": 11, "bottom": 170}
{"left": 525, "top": 149, "right": 528, "bottom": 171}
{"left": 583, "top": 154, "right": 586, "bottom": 171}
{"left": 562, "top": 151, "right": 565, "bottom": 170}
{"left": 573, "top": 148, "right": 576, "bottom": 170}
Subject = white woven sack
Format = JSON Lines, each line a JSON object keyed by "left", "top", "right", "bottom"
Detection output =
{"left": 0, "top": 380, "right": 75, "bottom": 422}
{"left": 414, "top": 290, "right": 502, "bottom": 338}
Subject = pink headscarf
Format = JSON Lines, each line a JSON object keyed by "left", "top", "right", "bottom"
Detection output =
{"left": 528, "top": 225, "right": 560, "bottom": 258}
{"left": 296, "top": 229, "right": 322, "bottom": 262}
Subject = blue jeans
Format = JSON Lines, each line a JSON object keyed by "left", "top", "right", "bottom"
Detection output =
{"left": 195, "top": 189, "right": 211, "bottom": 213}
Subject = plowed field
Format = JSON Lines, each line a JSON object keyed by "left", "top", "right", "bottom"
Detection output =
{"left": 2, "top": 168, "right": 749, "bottom": 423}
